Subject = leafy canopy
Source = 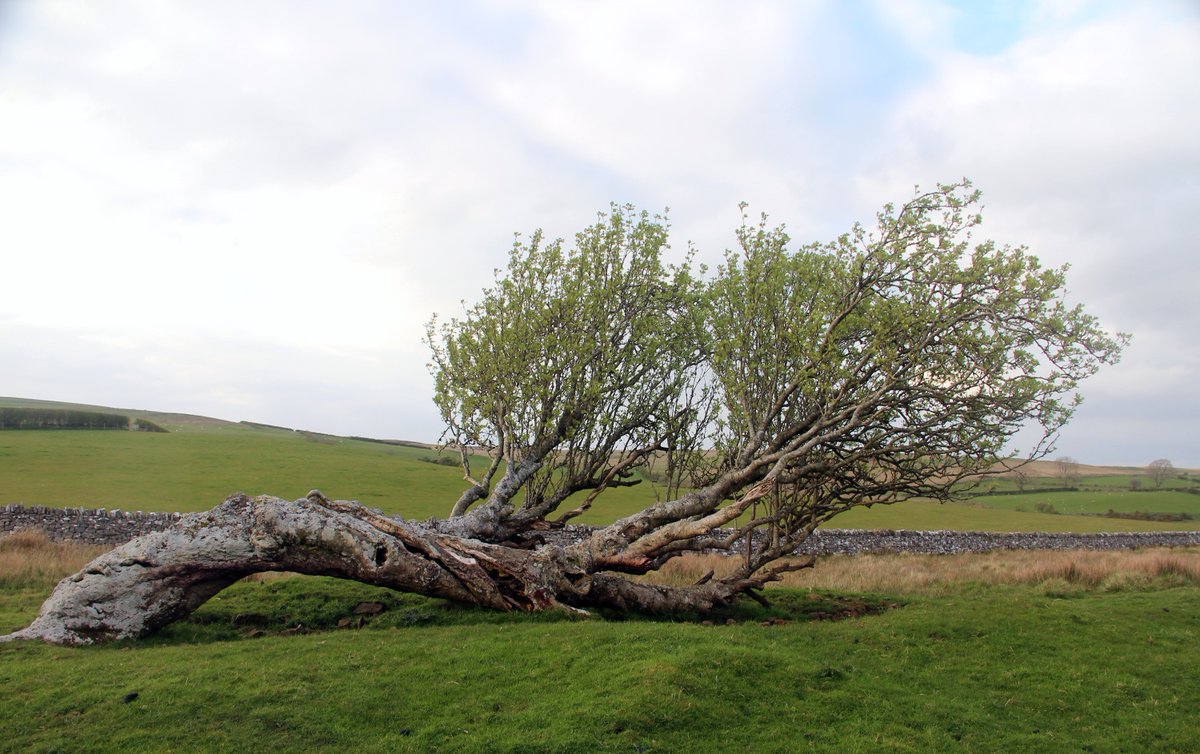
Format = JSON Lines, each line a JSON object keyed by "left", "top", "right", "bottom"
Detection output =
{"left": 427, "top": 181, "right": 1125, "bottom": 551}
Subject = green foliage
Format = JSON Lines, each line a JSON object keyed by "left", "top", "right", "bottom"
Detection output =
{"left": 0, "top": 407, "right": 131, "bottom": 430}
{"left": 824, "top": 497, "right": 1200, "bottom": 532}
{"left": 129, "top": 419, "right": 167, "bottom": 433}
{"left": 418, "top": 455, "right": 461, "bottom": 467}
{"left": 1103, "top": 509, "right": 1193, "bottom": 522}
{"left": 426, "top": 180, "right": 1127, "bottom": 571}
{"left": 707, "top": 185, "right": 1126, "bottom": 510}
{"left": 428, "top": 204, "right": 711, "bottom": 514}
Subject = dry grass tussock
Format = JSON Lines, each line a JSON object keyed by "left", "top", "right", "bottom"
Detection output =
{"left": 645, "top": 547, "right": 1200, "bottom": 596}
{"left": 0, "top": 529, "right": 111, "bottom": 588}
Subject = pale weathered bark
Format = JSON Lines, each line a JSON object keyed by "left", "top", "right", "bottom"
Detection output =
{"left": 2, "top": 491, "right": 761, "bottom": 645}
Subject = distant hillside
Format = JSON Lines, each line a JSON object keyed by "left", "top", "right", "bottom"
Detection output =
{"left": 0, "top": 396, "right": 1197, "bottom": 532}
{"left": 0, "top": 397, "right": 233, "bottom": 432}
{"left": 992, "top": 459, "right": 1141, "bottom": 478}
{"left": 3, "top": 396, "right": 1191, "bottom": 471}
{"left": 989, "top": 458, "right": 1198, "bottom": 478}
{"left": 0, "top": 396, "right": 427, "bottom": 445}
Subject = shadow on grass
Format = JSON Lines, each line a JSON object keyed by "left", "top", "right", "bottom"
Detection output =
{"left": 137, "top": 574, "right": 904, "bottom": 646}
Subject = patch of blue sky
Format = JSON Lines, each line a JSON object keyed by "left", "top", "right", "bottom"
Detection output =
{"left": 775, "top": 3, "right": 931, "bottom": 135}
{"left": 0, "top": 1, "right": 32, "bottom": 63}
{"left": 421, "top": 0, "right": 542, "bottom": 60}
{"left": 770, "top": 3, "right": 933, "bottom": 219}
{"left": 943, "top": 0, "right": 1033, "bottom": 56}
{"left": 943, "top": 0, "right": 1189, "bottom": 57}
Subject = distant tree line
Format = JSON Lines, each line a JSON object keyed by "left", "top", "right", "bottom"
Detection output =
{"left": 349, "top": 436, "right": 431, "bottom": 449}
{"left": 0, "top": 408, "right": 165, "bottom": 432}
{"left": 976, "top": 486, "right": 1078, "bottom": 497}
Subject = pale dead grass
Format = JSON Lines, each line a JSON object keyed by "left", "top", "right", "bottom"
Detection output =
{"left": 995, "top": 459, "right": 1143, "bottom": 478}
{"left": 4, "top": 528, "right": 1198, "bottom": 598}
{"left": 0, "top": 531, "right": 294, "bottom": 587}
{"left": 0, "top": 529, "right": 111, "bottom": 588}
{"left": 645, "top": 547, "right": 1200, "bottom": 595}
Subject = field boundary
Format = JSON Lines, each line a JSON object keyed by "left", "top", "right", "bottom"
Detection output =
{"left": 795, "top": 528, "right": 1200, "bottom": 554}
{"left": 1, "top": 505, "right": 183, "bottom": 545}
{"left": 4, "top": 504, "right": 1200, "bottom": 553}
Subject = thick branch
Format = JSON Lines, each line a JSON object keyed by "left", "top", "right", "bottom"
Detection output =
{"left": 2, "top": 492, "right": 585, "bottom": 645}
{"left": 2, "top": 491, "right": 777, "bottom": 646}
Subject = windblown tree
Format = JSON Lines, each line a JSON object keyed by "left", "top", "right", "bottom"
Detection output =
{"left": 1146, "top": 458, "right": 1174, "bottom": 488}
{"left": 4, "top": 181, "right": 1126, "bottom": 645}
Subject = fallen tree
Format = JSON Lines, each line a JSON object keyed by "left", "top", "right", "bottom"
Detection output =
{"left": 3, "top": 181, "right": 1125, "bottom": 644}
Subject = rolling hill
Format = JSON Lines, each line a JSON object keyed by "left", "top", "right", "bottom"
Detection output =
{"left": 1, "top": 397, "right": 1197, "bottom": 531}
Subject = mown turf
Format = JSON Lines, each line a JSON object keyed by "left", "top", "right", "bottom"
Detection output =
{"left": 2, "top": 576, "right": 1198, "bottom": 752}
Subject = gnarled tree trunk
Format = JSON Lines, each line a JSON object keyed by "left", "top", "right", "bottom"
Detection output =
{"left": 2, "top": 491, "right": 764, "bottom": 645}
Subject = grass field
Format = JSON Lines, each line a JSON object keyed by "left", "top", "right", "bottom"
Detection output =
{"left": 974, "top": 488, "right": 1200, "bottom": 515}
{"left": 2, "top": 535, "right": 1199, "bottom": 752}
{"left": 982, "top": 473, "right": 1197, "bottom": 493}
{"left": 0, "top": 424, "right": 459, "bottom": 515}
{"left": 3, "top": 396, "right": 1199, "bottom": 533}
{"left": 3, "top": 407, "right": 1200, "bottom": 754}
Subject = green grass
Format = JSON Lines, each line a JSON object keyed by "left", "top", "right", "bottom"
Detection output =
{"left": 0, "top": 426, "right": 449, "bottom": 516}
{"left": 2, "top": 576, "right": 1199, "bottom": 752}
{"left": 977, "top": 489, "right": 1200, "bottom": 516}
{"left": 4, "top": 425, "right": 1200, "bottom": 531}
{"left": 972, "top": 473, "right": 1196, "bottom": 493}
{"left": 0, "top": 426, "right": 675, "bottom": 527}
{"left": 1076, "top": 474, "right": 1196, "bottom": 491}
{"left": 6, "top": 399, "right": 1198, "bottom": 749}
{"left": 3, "top": 397, "right": 1198, "bottom": 532}
{"left": 824, "top": 498, "right": 1200, "bottom": 531}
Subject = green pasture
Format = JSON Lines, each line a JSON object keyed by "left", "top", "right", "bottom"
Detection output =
{"left": 0, "top": 426, "right": 452, "bottom": 517}
{"left": 2, "top": 397, "right": 1198, "bottom": 532}
{"left": 1075, "top": 474, "right": 1197, "bottom": 490}
{"left": 2, "top": 575, "right": 1199, "bottom": 752}
{"left": 984, "top": 474, "right": 1196, "bottom": 493}
{"left": 0, "top": 426, "right": 668, "bottom": 526}
{"left": 975, "top": 489, "right": 1200, "bottom": 516}
{"left": 823, "top": 498, "right": 1200, "bottom": 532}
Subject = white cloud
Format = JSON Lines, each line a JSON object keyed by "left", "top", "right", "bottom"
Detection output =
{"left": 0, "top": 0, "right": 1196, "bottom": 465}
{"left": 857, "top": 2, "right": 1200, "bottom": 465}
{"left": 870, "top": 0, "right": 957, "bottom": 54}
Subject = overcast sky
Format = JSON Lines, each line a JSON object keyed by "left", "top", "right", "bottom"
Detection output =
{"left": 1, "top": 0, "right": 1197, "bottom": 467}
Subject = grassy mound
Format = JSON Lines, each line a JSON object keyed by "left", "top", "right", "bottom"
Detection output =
{"left": 2, "top": 545, "right": 1199, "bottom": 751}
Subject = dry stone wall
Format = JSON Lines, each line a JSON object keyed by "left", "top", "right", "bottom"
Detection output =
{"left": 792, "top": 528, "right": 1200, "bottom": 555}
{"left": 538, "top": 524, "right": 1200, "bottom": 555}
{"left": 3, "top": 504, "right": 1199, "bottom": 554}
{"left": 1, "top": 505, "right": 183, "bottom": 546}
